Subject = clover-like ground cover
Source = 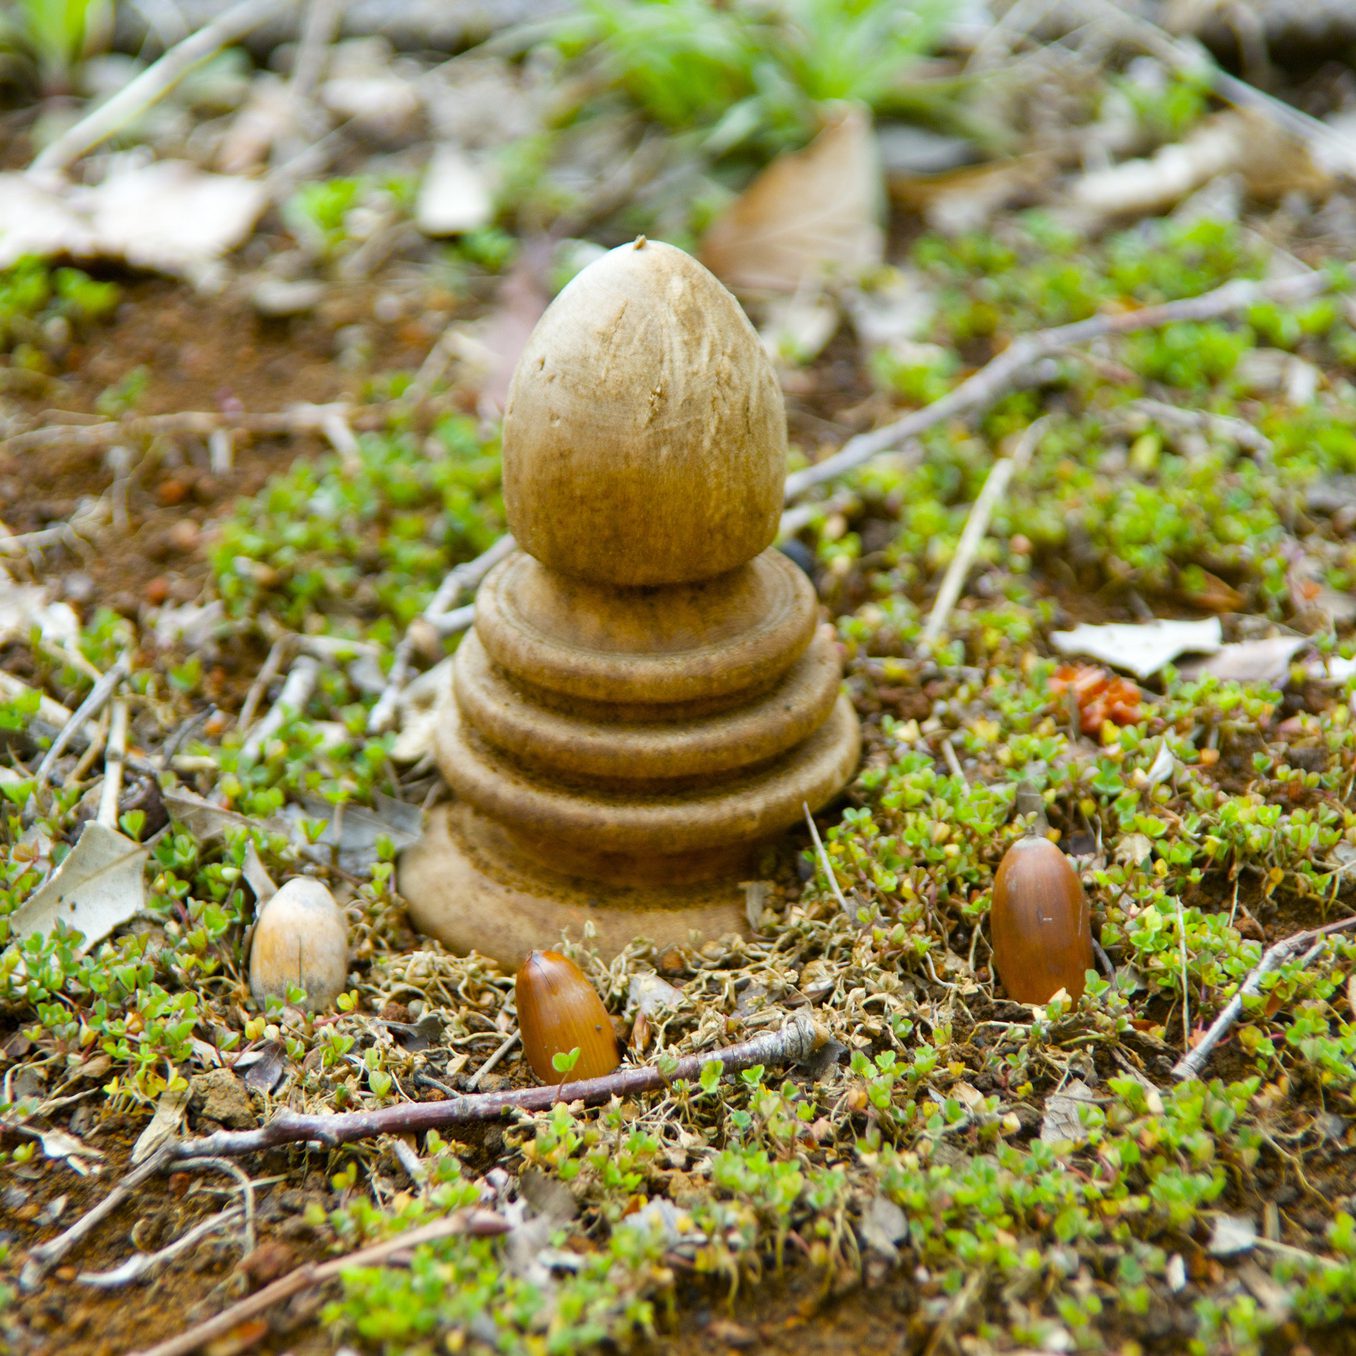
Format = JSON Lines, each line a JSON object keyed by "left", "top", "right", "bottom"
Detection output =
{"left": 4, "top": 201, "right": 1356, "bottom": 1356}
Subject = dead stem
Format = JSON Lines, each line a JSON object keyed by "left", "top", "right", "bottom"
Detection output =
{"left": 125, "top": 1209, "right": 510, "bottom": 1356}
{"left": 1171, "top": 914, "right": 1356, "bottom": 1081}
{"left": 173, "top": 1015, "right": 824, "bottom": 1160}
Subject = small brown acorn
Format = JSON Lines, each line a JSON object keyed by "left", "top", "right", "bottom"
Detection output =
{"left": 515, "top": 950, "right": 620, "bottom": 1085}
{"left": 990, "top": 834, "right": 1092, "bottom": 1004}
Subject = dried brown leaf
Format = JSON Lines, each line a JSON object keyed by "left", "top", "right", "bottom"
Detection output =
{"left": 701, "top": 105, "right": 883, "bottom": 295}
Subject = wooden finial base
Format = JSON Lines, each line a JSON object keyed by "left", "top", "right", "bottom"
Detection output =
{"left": 398, "top": 241, "right": 861, "bottom": 967}
{"left": 402, "top": 803, "right": 753, "bottom": 964}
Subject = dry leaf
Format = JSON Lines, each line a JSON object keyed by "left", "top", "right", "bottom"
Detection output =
{"left": 1070, "top": 111, "right": 1328, "bottom": 226}
{"left": 888, "top": 155, "right": 1051, "bottom": 235}
{"left": 0, "top": 581, "right": 80, "bottom": 647}
{"left": 283, "top": 793, "right": 421, "bottom": 873}
{"left": 131, "top": 1085, "right": 190, "bottom": 1164}
{"left": 1040, "top": 1078, "right": 1096, "bottom": 1145}
{"left": 1208, "top": 1212, "right": 1258, "bottom": 1258}
{"left": 701, "top": 104, "right": 883, "bottom": 295}
{"left": 1180, "top": 636, "right": 1307, "bottom": 685}
{"left": 10, "top": 821, "right": 148, "bottom": 953}
{"left": 1051, "top": 618, "right": 1222, "bottom": 680}
{"left": 242, "top": 841, "right": 279, "bottom": 904}
{"left": 30, "top": 1125, "right": 104, "bottom": 1175}
{"left": 392, "top": 655, "right": 455, "bottom": 763}
{"left": 859, "top": 1193, "right": 908, "bottom": 1258}
{"left": 416, "top": 145, "right": 493, "bottom": 237}
{"left": 0, "top": 162, "right": 267, "bottom": 277}
{"left": 758, "top": 293, "right": 840, "bottom": 364}
{"left": 162, "top": 788, "right": 257, "bottom": 841}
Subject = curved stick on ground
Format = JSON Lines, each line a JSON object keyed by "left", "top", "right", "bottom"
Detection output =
{"left": 1171, "top": 914, "right": 1356, "bottom": 1081}
{"left": 125, "top": 1209, "right": 510, "bottom": 1356}
{"left": 173, "top": 1015, "right": 824, "bottom": 1160}
{"left": 30, "top": 0, "right": 297, "bottom": 176}
{"left": 782, "top": 270, "right": 1337, "bottom": 502}
{"left": 366, "top": 533, "right": 517, "bottom": 733}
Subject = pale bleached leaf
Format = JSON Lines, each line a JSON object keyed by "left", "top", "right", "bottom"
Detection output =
{"left": 759, "top": 292, "right": 840, "bottom": 365}
{"left": 860, "top": 1193, "right": 908, "bottom": 1258}
{"left": 416, "top": 145, "right": 493, "bottom": 237}
{"left": 1208, "top": 1212, "right": 1258, "bottom": 1257}
{"left": 1180, "top": 635, "right": 1306, "bottom": 685}
{"left": 1051, "top": 618, "right": 1222, "bottom": 680}
{"left": 0, "top": 163, "right": 266, "bottom": 277}
{"left": 33, "top": 1125, "right": 104, "bottom": 1175}
{"left": 0, "top": 581, "right": 79, "bottom": 647}
{"left": 1041, "top": 1078, "right": 1096, "bottom": 1146}
{"left": 391, "top": 656, "right": 455, "bottom": 764}
{"left": 701, "top": 105, "right": 883, "bottom": 295}
{"left": 131, "top": 1085, "right": 189, "bottom": 1164}
{"left": 10, "top": 821, "right": 147, "bottom": 953}
{"left": 242, "top": 841, "right": 279, "bottom": 904}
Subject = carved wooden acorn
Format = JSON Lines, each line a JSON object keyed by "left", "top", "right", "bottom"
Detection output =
{"left": 248, "top": 878, "right": 349, "bottom": 1011}
{"left": 989, "top": 835, "right": 1092, "bottom": 1004}
{"left": 515, "top": 950, "right": 620, "bottom": 1084}
{"left": 399, "top": 238, "right": 861, "bottom": 963}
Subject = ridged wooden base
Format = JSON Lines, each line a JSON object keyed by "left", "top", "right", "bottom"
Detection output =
{"left": 399, "top": 545, "right": 861, "bottom": 965}
{"left": 399, "top": 802, "right": 752, "bottom": 966}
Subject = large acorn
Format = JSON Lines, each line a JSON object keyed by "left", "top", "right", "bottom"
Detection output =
{"left": 515, "top": 950, "right": 620, "bottom": 1084}
{"left": 502, "top": 236, "right": 786, "bottom": 587}
{"left": 989, "top": 834, "right": 1092, "bottom": 1004}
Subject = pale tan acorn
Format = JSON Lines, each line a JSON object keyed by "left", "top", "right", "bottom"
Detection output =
{"left": 989, "top": 835, "right": 1092, "bottom": 1005}
{"left": 248, "top": 878, "right": 349, "bottom": 1012}
{"left": 515, "top": 950, "right": 620, "bottom": 1085}
{"left": 502, "top": 236, "right": 786, "bottom": 587}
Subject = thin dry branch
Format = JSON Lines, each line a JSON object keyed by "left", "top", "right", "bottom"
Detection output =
{"left": 34, "top": 658, "right": 129, "bottom": 790}
{"left": 921, "top": 417, "right": 1047, "bottom": 646}
{"left": 1171, "top": 914, "right": 1356, "bottom": 1081}
{"left": 783, "top": 269, "right": 1337, "bottom": 501}
{"left": 367, "top": 534, "right": 517, "bottom": 733}
{"left": 239, "top": 655, "right": 319, "bottom": 762}
{"left": 30, "top": 0, "right": 296, "bottom": 176}
{"left": 173, "top": 1015, "right": 823, "bottom": 1160}
{"left": 1, "top": 403, "right": 357, "bottom": 457}
{"left": 20, "top": 1144, "right": 176, "bottom": 1290}
{"left": 126, "top": 1210, "right": 510, "bottom": 1356}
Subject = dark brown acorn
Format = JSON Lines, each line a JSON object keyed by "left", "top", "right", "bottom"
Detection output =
{"left": 990, "top": 835, "right": 1092, "bottom": 1004}
{"left": 515, "top": 950, "right": 620, "bottom": 1084}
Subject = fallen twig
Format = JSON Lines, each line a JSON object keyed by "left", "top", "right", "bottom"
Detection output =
{"left": 921, "top": 417, "right": 1047, "bottom": 646}
{"left": 125, "top": 1209, "right": 509, "bottom": 1356}
{"left": 465, "top": 1031, "right": 521, "bottom": 1091}
{"left": 803, "top": 802, "right": 852, "bottom": 918}
{"left": 1121, "top": 397, "right": 1273, "bottom": 457}
{"left": 96, "top": 699, "right": 129, "bottom": 829}
{"left": 34, "top": 658, "right": 129, "bottom": 791}
{"left": 0, "top": 403, "right": 357, "bottom": 457}
{"left": 1171, "top": 914, "right": 1356, "bottom": 1081}
{"left": 240, "top": 656, "right": 320, "bottom": 762}
{"left": 31, "top": 0, "right": 296, "bottom": 176}
{"left": 783, "top": 269, "right": 1337, "bottom": 502}
{"left": 367, "top": 534, "right": 517, "bottom": 733}
{"left": 20, "top": 1144, "right": 176, "bottom": 1290}
{"left": 173, "top": 1014, "right": 823, "bottom": 1160}
{"left": 77, "top": 1205, "right": 243, "bottom": 1289}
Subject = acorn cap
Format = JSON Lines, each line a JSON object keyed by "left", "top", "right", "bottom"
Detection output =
{"left": 502, "top": 237, "right": 786, "bottom": 587}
